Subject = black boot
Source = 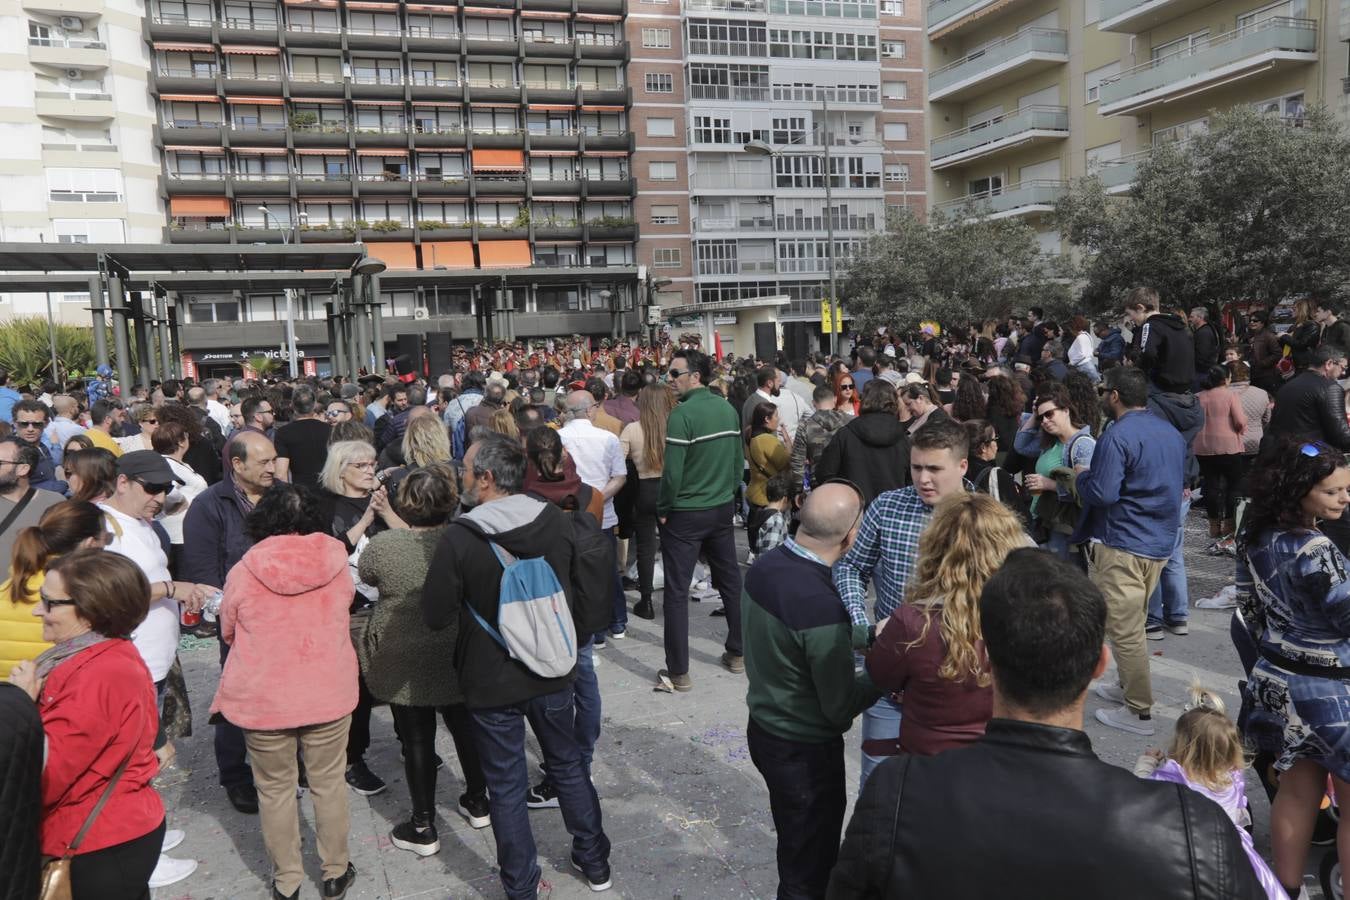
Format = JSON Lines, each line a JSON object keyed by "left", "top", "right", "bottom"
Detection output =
{"left": 633, "top": 598, "right": 656, "bottom": 620}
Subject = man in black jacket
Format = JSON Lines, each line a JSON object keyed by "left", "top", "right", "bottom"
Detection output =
{"left": 422, "top": 433, "right": 612, "bottom": 896}
{"left": 827, "top": 549, "right": 1263, "bottom": 900}
{"left": 1188, "top": 306, "right": 1223, "bottom": 384}
{"left": 1316, "top": 300, "right": 1350, "bottom": 354}
{"left": 812, "top": 380, "right": 909, "bottom": 504}
{"left": 1124, "top": 286, "right": 1194, "bottom": 392}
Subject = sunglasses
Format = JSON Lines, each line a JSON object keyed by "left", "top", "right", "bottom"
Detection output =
{"left": 135, "top": 479, "right": 173, "bottom": 495}
{"left": 324, "top": 410, "right": 345, "bottom": 418}
{"left": 15, "top": 421, "right": 44, "bottom": 429}
{"left": 1096, "top": 385, "right": 1116, "bottom": 395}
{"left": 840, "top": 383, "right": 855, "bottom": 390}
{"left": 667, "top": 368, "right": 688, "bottom": 380}
{"left": 1036, "top": 407, "right": 1061, "bottom": 418}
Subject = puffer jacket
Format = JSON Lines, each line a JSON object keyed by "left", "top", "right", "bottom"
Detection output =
{"left": 211, "top": 532, "right": 358, "bottom": 730}
{"left": 0, "top": 573, "right": 49, "bottom": 674}
{"left": 827, "top": 719, "right": 1265, "bottom": 900}
{"left": 1265, "top": 369, "right": 1350, "bottom": 452}
{"left": 812, "top": 411, "right": 910, "bottom": 504}
{"left": 790, "top": 409, "right": 850, "bottom": 489}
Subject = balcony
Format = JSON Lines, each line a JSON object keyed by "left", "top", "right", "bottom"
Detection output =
{"left": 1100, "top": 0, "right": 1219, "bottom": 33}
{"left": 167, "top": 222, "right": 234, "bottom": 243}
{"left": 221, "top": 70, "right": 284, "bottom": 95}
{"left": 1096, "top": 150, "right": 1150, "bottom": 193}
{"left": 35, "top": 89, "right": 114, "bottom": 121}
{"left": 689, "top": 170, "right": 773, "bottom": 192}
{"left": 346, "top": 23, "right": 404, "bottom": 50}
{"left": 413, "top": 174, "right": 469, "bottom": 195}
{"left": 412, "top": 125, "right": 466, "bottom": 148}
{"left": 931, "top": 105, "right": 1069, "bottom": 169}
{"left": 406, "top": 27, "right": 461, "bottom": 52}
{"left": 934, "top": 179, "right": 1066, "bottom": 219}
{"left": 283, "top": 22, "right": 343, "bottom": 49}
{"left": 159, "top": 120, "right": 225, "bottom": 145}
{"left": 696, "top": 216, "right": 775, "bottom": 232}
{"left": 349, "top": 72, "right": 406, "bottom": 99}
{"left": 355, "top": 172, "right": 413, "bottom": 194}
{"left": 291, "top": 121, "right": 350, "bottom": 147}
{"left": 583, "top": 175, "right": 635, "bottom": 196}
{"left": 155, "top": 66, "right": 217, "bottom": 93}
{"left": 928, "top": 0, "right": 1034, "bottom": 39}
{"left": 219, "top": 16, "right": 279, "bottom": 44}
{"left": 929, "top": 28, "right": 1068, "bottom": 102}
{"left": 164, "top": 171, "right": 227, "bottom": 194}
{"left": 576, "top": 35, "right": 625, "bottom": 60}
{"left": 230, "top": 172, "right": 292, "bottom": 195}
{"left": 1099, "top": 18, "right": 1317, "bottom": 116}
{"left": 148, "top": 12, "right": 213, "bottom": 39}
{"left": 28, "top": 35, "right": 108, "bottom": 69}
{"left": 353, "top": 127, "right": 410, "bottom": 147}
{"left": 522, "top": 34, "right": 576, "bottom": 58}
{"left": 777, "top": 213, "right": 879, "bottom": 232}
{"left": 227, "top": 123, "right": 288, "bottom": 145}
{"left": 295, "top": 172, "right": 354, "bottom": 195}
{"left": 285, "top": 71, "right": 345, "bottom": 98}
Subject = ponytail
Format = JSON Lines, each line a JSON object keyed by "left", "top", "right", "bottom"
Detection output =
{"left": 4, "top": 500, "right": 106, "bottom": 603}
{"left": 6, "top": 525, "right": 52, "bottom": 601}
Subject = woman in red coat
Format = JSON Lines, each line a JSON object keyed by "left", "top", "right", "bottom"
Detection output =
{"left": 7, "top": 549, "right": 165, "bottom": 900}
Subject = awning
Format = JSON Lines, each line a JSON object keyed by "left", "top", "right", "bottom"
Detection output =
{"left": 369, "top": 241, "right": 417, "bottom": 269}
{"left": 352, "top": 99, "right": 405, "bottom": 105}
{"left": 478, "top": 240, "right": 531, "bottom": 268}
{"left": 528, "top": 104, "right": 574, "bottom": 111}
{"left": 164, "top": 145, "right": 225, "bottom": 152}
{"left": 464, "top": 5, "right": 515, "bottom": 14}
{"left": 222, "top": 45, "right": 280, "bottom": 54}
{"left": 584, "top": 150, "right": 628, "bottom": 157}
{"left": 575, "top": 13, "right": 622, "bottom": 20}
{"left": 472, "top": 148, "right": 525, "bottom": 171}
{"left": 521, "top": 10, "right": 570, "bottom": 18}
{"left": 580, "top": 105, "right": 625, "bottom": 112}
{"left": 289, "top": 97, "right": 343, "bottom": 103}
{"left": 295, "top": 148, "right": 347, "bottom": 155}
{"left": 225, "top": 96, "right": 284, "bottom": 105}
{"left": 421, "top": 241, "right": 474, "bottom": 268}
{"left": 469, "top": 102, "right": 520, "bottom": 108}
{"left": 160, "top": 94, "right": 219, "bottom": 102}
{"left": 283, "top": 0, "right": 338, "bottom": 6}
{"left": 356, "top": 148, "right": 408, "bottom": 155}
{"left": 170, "top": 196, "right": 231, "bottom": 216}
{"left": 346, "top": 0, "right": 399, "bottom": 8}
{"left": 532, "top": 196, "right": 580, "bottom": 202}
{"left": 231, "top": 146, "right": 288, "bottom": 153}
{"left": 529, "top": 149, "right": 577, "bottom": 156}
{"left": 153, "top": 41, "right": 213, "bottom": 50}
{"left": 412, "top": 101, "right": 460, "bottom": 107}
{"left": 406, "top": 3, "right": 452, "bottom": 9}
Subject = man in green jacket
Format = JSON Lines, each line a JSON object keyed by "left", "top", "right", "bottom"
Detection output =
{"left": 743, "top": 483, "right": 879, "bottom": 899}
{"left": 657, "top": 348, "right": 745, "bottom": 692}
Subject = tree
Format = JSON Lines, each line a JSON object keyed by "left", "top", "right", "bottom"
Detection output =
{"left": 0, "top": 317, "right": 127, "bottom": 387}
{"left": 1056, "top": 106, "right": 1350, "bottom": 314}
{"left": 247, "top": 355, "right": 283, "bottom": 379}
{"left": 840, "top": 206, "right": 1067, "bottom": 334}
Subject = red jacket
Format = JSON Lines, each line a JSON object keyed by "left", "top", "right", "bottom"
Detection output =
{"left": 39, "top": 639, "right": 164, "bottom": 857}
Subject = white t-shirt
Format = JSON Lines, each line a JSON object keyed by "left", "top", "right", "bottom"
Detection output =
{"left": 160, "top": 456, "right": 209, "bottom": 545}
{"left": 101, "top": 503, "right": 178, "bottom": 682}
{"left": 559, "top": 419, "right": 626, "bottom": 528}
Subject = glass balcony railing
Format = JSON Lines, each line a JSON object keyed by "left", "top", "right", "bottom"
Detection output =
{"left": 1095, "top": 150, "right": 1151, "bottom": 190}
{"left": 931, "top": 105, "right": 1068, "bottom": 164}
{"left": 934, "top": 180, "right": 1067, "bottom": 216}
{"left": 929, "top": 27, "right": 1068, "bottom": 98}
{"left": 1099, "top": 17, "right": 1317, "bottom": 112}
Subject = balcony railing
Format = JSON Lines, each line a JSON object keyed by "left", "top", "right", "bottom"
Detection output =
{"left": 158, "top": 67, "right": 216, "bottom": 78}
{"left": 931, "top": 105, "right": 1069, "bottom": 165}
{"left": 777, "top": 213, "right": 878, "bottom": 231}
{"left": 288, "top": 71, "right": 343, "bottom": 83}
{"left": 406, "top": 26, "right": 459, "bottom": 39}
{"left": 351, "top": 72, "right": 404, "bottom": 85}
{"left": 37, "top": 90, "right": 112, "bottom": 101}
{"left": 410, "top": 74, "right": 459, "bottom": 86}
{"left": 928, "top": 0, "right": 1009, "bottom": 34}
{"left": 524, "top": 79, "right": 575, "bottom": 90}
{"left": 232, "top": 172, "right": 291, "bottom": 181}
{"left": 690, "top": 84, "right": 771, "bottom": 101}
{"left": 285, "top": 22, "right": 342, "bottom": 33}
{"left": 164, "top": 119, "right": 223, "bottom": 128}
{"left": 466, "top": 77, "right": 519, "bottom": 88}
{"left": 153, "top": 13, "right": 212, "bottom": 25}
{"left": 686, "top": 0, "right": 767, "bottom": 10}
{"left": 356, "top": 172, "right": 409, "bottom": 181}
{"left": 296, "top": 172, "right": 352, "bottom": 181}
{"left": 934, "top": 179, "right": 1067, "bottom": 216}
{"left": 583, "top": 170, "right": 630, "bottom": 180}
{"left": 414, "top": 123, "right": 463, "bottom": 133}
{"left": 464, "top": 31, "right": 517, "bottom": 42}
{"left": 166, "top": 171, "right": 225, "bottom": 180}
{"left": 293, "top": 121, "right": 349, "bottom": 132}
{"left": 696, "top": 217, "right": 774, "bottom": 231}
{"left": 346, "top": 24, "right": 403, "bottom": 36}
{"left": 224, "top": 70, "right": 283, "bottom": 81}
{"left": 42, "top": 141, "right": 118, "bottom": 152}
{"left": 687, "top": 39, "right": 767, "bottom": 56}
{"left": 771, "top": 84, "right": 881, "bottom": 104}
{"left": 29, "top": 36, "right": 107, "bottom": 49}
{"left": 50, "top": 190, "right": 121, "bottom": 202}
{"left": 929, "top": 27, "right": 1068, "bottom": 99}
{"left": 231, "top": 122, "right": 289, "bottom": 131}
{"left": 576, "top": 80, "right": 623, "bottom": 90}
{"left": 575, "top": 33, "right": 618, "bottom": 45}
{"left": 222, "top": 16, "right": 278, "bottom": 28}
{"left": 354, "top": 125, "right": 408, "bottom": 133}
{"left": 1095, "top": 150, "right": 1151, "bottom": 190}
{"left": 1098, "top": 17, "right": 1317, "bottom": 113}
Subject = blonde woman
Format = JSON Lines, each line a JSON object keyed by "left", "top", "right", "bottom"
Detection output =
{"left": 619, "top": 383, "right": 676, "bottom": 619}
{"left": 1281, "top": 297, "right": 1320, "bottom": 371}
{"left": 864, "top": 493, "right": 1027, "bottom": 756}
{"left": 115, "top": 403, "right": 159, "bottom": 454}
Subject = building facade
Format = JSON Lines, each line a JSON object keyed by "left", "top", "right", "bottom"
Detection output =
{"left": 924, "top": 0, "right": 1349, "bottom": 253}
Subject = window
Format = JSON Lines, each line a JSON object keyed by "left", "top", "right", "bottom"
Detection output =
{"left": 649, "top": 160, "right": 677, "bottom": 180}
{"left": 879, "top": 0, "right": 903, "bottom": 12}
{"left": 968, "top": 175, "right": 1002, "bottom": 197}
{"left": 769, "top": 27, "right": 877, "bottom": 61}
{"left": 645, "top": 72, "right": 674, "bottom": 93}
{"left": 185, "top": 297, "right": 241, "bottom": 323}
{"left": 884, "top": 163, "right": 910, "bottom": 182}
{"left": 645, "top": 117, "right": 675, "bottom": 137}
{"left": 1084, "top": 61, "right": 1120, "bottom": 103}
{"left": 687, "top": 19, "right": 768, "bottom": 56}
{"left": 1153, "top": 117, "right": 1208, "bottom": 146}
{"left": 641, "top": 27, "right": 671, "bottom": 48}
{"left": 654, "top": 247, "right": 682, "bottom": 267}
{"left": 881, "top": 40, "right": 905, "bottom": 58}
{"left": 650, "top": 204, "right": 679, "bottom": 224}
{"left": 53, "top": 219, "right": 125, "bottom": 243}
{"left": 1255, "top": 91, "right": 1306, "bottom": 121}
{"left": 1085, "top": 142, "right": 1121, "bottom": 174}
{"left": 882, "top": 80, "right": 907, "bottom": 100}
{"left": 1152, "top": 30, "right": 1209, "bottom": 61}
{"left": 883, "top": 122, "right": 908, "bottom": 141}
{"left": 693, "top": 115, "right": 731, "bottom": 144}
{"left": 689, "top": 63, "right": 771, "bottom": 100}
{"left": 772, "top": 116, "right": 807, "bottom": 144}
{"left": 768, "top": 0, "right": 876, "bottom": 17}
{"left": 47, "top": 169, "right": 122, "bottom": 202}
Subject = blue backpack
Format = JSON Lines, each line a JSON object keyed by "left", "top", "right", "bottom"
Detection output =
{"left": 451, "top": 415, "right": 468, "bottom": 461}
{"left": 468, "top": 542, "right": 577, "bottom": 678}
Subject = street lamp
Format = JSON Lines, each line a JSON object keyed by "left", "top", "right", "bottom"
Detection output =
{"left": 742, "top": 99, "right": 842, "bottom": 358}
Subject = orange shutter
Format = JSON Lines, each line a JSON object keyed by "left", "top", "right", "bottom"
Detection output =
{"left": 471, "top": 149, "right": 525, "bottom": 171}
{"left": 169, "top": 196, "right": 231, "bottom": 216}
{"left": 367, "top": 242, "right": 417, "bottom": 270}
{"left": 477, "top": 240, "right": 531, "bottom": 268}
{"left": 422, "top": 241, "right": 475, "bottom": 269}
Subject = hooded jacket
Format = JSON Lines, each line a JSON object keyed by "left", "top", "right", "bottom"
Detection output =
{"left": 789, "top": 408, "right": 850, "bottom": 488}
{"left": 1133, "top": 313, "right": 1195, "bottom": 392}
{"left": 1095, "top": 327, "right": 1125, "bottom": 363}
{"left": 211, "top": 532, "right": 358, "bottom": 731}
{"left": 422, "top": 494, "right": 579, "bottom": 709}
{"left": 1148, "top": 389, "right": 1205, "bottom": 488}
{"left": 812, "top": 411, "right": 910, "bottom": 504}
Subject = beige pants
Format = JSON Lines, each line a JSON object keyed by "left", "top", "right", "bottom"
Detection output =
{"left": 244, "top": 715, "right": 352, "bottom": 895}
{"left": 1090, "top": 544, "right": 1165, "bottom": 715}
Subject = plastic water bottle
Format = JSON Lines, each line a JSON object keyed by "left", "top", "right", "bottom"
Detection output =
{"left": 202, "top": 589, "right": 225, "bottom": 622}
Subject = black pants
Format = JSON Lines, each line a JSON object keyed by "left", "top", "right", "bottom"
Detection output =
{"left": 390, "top": 703, "right": 488, "bottom": 816}
{"left": 659, "top": 501, "right": 743, "bottom": 675}
{"left": 346, "top": 672, "right": 378, "bottom": 765}
{"left": 215, "top": 636, "right": 252, "bottom": 788}
{"left": 746, "top": 503, "right": 766, "bottom": 555}
{"left": 633, "top": 479, "right": 661, "bottom": 602}
{"left": 70, "top": 818, "right": 165, "bottom": 900}
{"left": 747, "top": 718, "right": 845, "bottom": 900}
{"left": 1198, "top": 453, "right": 1246, "bottom": 521}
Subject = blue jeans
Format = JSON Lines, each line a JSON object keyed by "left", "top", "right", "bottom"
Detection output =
{"left": 858, "top": 694, "right": 903, "bottom": 789}
{"left": 1147, "top": 495, "right": 1191, "bottom": 628}
{"left": 573, "top": 638, "right": 601, "bottom": 773}
{"left": 471, "top": 688, "right": 610, "bottom": 899}
{"left": 608, "top": 531, "right": 627, "bottom": 635}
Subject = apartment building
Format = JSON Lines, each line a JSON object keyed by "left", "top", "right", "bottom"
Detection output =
{"left": 1, "top": 0, "right": 161, "bottom": 323}
{"left": 924, "top": 0, "right": 1348, "bottom": 253}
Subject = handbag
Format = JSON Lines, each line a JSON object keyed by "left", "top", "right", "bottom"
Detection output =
{"left": 38, "top": 722, "right": 143, "bottom": 900}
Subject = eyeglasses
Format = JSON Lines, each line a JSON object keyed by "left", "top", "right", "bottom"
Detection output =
{"left": 983, "top": 435, "right": 1000, "bottom": 444}
{"left": 15, "top": 421, "right": 44, "bottom": 429}
{"left": 1096, "top": 385, "right": 1116, "bottom": 395}
{"left": 135, "top": 479, "right": 173, "bottom": 495}
{"left": 37, "top": 592, "right": 77, "bottom": 610}
{"left": 840, "top": 383, "right": 855, "bottom": 390}
{"left": 667, "top": 368, "right": 689, "bottom": 380}
{"left": 325, "top": 410, "right": 345, "bottom": 418}
{"left": 1036, "top": 407, "right": 1061, "bottom": 418}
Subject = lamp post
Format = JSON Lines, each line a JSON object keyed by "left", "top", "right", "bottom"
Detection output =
{"left": 351, "top": 255, "right": 388, "bottom": 374}
{"left": 744, "top": 96, "right": 841, "bottom": 359}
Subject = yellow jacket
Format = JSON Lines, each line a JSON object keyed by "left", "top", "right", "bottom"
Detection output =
{"left": 0, "top": 572, "right": 50, "bottom": 674}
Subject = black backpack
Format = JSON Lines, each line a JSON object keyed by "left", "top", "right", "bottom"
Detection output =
{"left": 563, "top": 486, "right": 616, "bottom": 636}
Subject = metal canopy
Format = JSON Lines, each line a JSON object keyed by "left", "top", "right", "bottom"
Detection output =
{"left": 0, "top": 242, "right": 368, "bottom": 274}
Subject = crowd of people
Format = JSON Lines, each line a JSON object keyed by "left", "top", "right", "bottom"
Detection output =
{"left": 4, "top": 287, "right": 1350, "bottom": 899}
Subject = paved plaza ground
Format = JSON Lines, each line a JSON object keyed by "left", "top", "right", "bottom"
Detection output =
{"left": 153, "top": 512, "right": 1327, "bottom": 899}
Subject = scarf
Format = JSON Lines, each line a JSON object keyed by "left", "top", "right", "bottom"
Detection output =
{"left": 34, "top": 630, "right": 109, "bottom": 680}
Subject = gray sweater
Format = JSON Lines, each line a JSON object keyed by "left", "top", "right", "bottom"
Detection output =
{"left": 357, "top": 525, "right": 463, "bottom": 707}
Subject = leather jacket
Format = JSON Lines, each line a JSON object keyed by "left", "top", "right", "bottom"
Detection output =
{"left": 1265, "top": 369, "right": 1350, "bottom": 451}
{"left": 827, "top": 719, "right": 1264, "bottom": 900}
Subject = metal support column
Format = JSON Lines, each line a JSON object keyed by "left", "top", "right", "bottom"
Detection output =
{"left": 166, "top": 293, "right": 183, "bottom": 379}
{"left": 344, "top": 279, "right": 362, "bottom": 378}
{"left": 326, "top": 301, "right": 346, "bottom": 379}
{"left": 87, "top": 274, "right": 110, "bottom": 372}
{"left": 155, "top": 291, "right": 174, "bottom": 380}
{"left": 105, "top": 272, "right": 134, "bottom": 395}
{"left": 368, "top": 274, "right": 385, "bottom": 373}
{"left": 132, "top": 292, "right": 156, "bottom": 388}
{"left": 351, "top": 275, "right": 371, "bottom": 375}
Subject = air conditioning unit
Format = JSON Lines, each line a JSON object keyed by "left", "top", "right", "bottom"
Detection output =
{"left": 413, "top": 307, "right": 430, "bottom": 320}
{"left": 65, "top": 69, "right": 83, "bottom": 80}
{"left": 59, "top": 16, "right": 83, "bottom": 30}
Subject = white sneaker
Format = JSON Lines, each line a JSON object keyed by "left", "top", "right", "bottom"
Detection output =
{"left": 1195, "top": 587, "right": 1239, "bottom": 610}
{"left": 148, "top": 854, "right": 198, "bottom": 889}
{"left": 1094, "top": 705, "right": 1156, "bottom": 737}
{"left": 161, "top": 829, "right": 185, "bottom": 853}
{"left": 1093, "top": 682, "right": 1126, "bottom": 704}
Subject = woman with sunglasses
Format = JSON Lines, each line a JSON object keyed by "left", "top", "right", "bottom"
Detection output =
{"left": 834, "top": 371, "right": 860, "bottom": 416}
{"left": 1014, "top": 382, "right": 1095, "bottom": 568}
{"left": 1237, "top": 437, "right": 1350, "bottom": 898}
{"left": 115, "top": 404, "right": 159, "bottom": 455}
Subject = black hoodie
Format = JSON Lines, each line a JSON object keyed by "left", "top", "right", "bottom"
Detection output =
{"left": 1132, "top": 313, "right": 1195, "bottom": 392}
{"left": 812, "top": 411, "right": 910, "bottom": 504}
{"left": 422, "top": 494, "right": 578, "bottom": 709}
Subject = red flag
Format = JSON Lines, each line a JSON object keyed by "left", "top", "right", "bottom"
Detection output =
{"left": 714, "top": 331, "right": 724, "bottom": 362}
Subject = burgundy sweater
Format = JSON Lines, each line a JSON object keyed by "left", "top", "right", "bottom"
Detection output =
{"left": 865, "top": 604, "right": 993, "bottom": 756}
